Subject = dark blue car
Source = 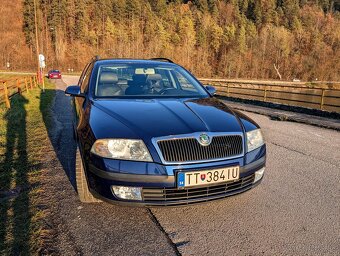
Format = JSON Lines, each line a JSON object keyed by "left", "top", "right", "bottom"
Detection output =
{"left": 65, "top": 58, "right": 266, "bottom": 206}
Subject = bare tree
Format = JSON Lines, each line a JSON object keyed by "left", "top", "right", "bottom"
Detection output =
{"left": 274, "top": 63, "right": 282, "bottom": 80}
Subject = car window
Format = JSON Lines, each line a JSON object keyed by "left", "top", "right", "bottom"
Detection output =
{"left": 156, "top": 69, "right": 173, "bottom": 88}
{"left": 94, "top": 63, "right": 208, "bottom": 98}
{"left": 78, "top": 63, "right": 90, "bottom": 87}
{"left": 80, "top": 63, "right": 93, "bottom": 93}
{"left": 172, "top": 70, "right": 196, "bottom": 92}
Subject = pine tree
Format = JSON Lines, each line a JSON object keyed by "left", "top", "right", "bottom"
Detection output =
{"left": 238, "top": 25, "right": 247, "bottom": 54}
{"left": 192, "top": 0, "right": 209, "bottom": 12}
{"left": 208, "top": 0, "right": 219, "bottom": 16}
{"left": 150, "top": 0, "right": 167, "bottom": 16}
{"left": 112, "top": 0, "right": 126, "bottom": 22}
{"left": 23, "top": 0, "right": 35, "bottom": 50}
{"left": 282, "top": 0, "right": 300, "bottom": 28}
{"left": 210, "top": 23, "right": 223, "bottom": 53}
{"left": 74, "top": 0, "right": 87, "bottom": 41}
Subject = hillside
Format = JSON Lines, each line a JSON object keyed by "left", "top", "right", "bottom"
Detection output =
{"left": 0, "top": 1, "right": 33, "bottom": 71}
{"left": 1, "top": 0, "right": 340, "bottom": 80}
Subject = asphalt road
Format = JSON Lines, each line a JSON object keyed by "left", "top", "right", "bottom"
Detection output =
{"left": 48, "top": 76, "right": 339, "bottom": 256}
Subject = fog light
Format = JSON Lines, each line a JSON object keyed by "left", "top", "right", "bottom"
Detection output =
{"left": 253, "top": 167, "right": 265, "bottom": 183}
{"left": 111, "top": 186, "right": 142, "bottom": 200}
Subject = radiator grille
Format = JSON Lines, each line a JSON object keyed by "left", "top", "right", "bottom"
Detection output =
{"left": 156, "top": 135, "right": 243, "bottom": 163}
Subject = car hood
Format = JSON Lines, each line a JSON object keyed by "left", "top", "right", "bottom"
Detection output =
{"left": 91, "top": 97, "right": 244, "bottom": 140}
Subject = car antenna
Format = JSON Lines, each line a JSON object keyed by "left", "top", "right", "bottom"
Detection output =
{"left": 93, "top": 55, "right": 100, "bottom": 61}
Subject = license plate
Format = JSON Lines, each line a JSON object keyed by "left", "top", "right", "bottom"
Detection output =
{"left": 177, "top": 166, "right": 240, "bottom": 188}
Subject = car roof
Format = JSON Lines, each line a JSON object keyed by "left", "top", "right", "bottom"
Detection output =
{"left": 93, "top": 59, "right": 177, "bottom": 67}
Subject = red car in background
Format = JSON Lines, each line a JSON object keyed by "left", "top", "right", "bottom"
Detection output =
{"left": 48, "top": 70, "right": 62, "bottom": 79}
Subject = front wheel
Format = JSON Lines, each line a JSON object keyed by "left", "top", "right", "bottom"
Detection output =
{"left": 75, "top": 148, "right": 101, "bottom": 203}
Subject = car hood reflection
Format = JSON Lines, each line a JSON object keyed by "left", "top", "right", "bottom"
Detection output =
{"left": 92, "top": 97, "right": 243, "bottom": 139}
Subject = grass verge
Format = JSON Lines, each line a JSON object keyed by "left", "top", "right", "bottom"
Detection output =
{"left": 0, "top": 79, "right": 55, "bottom": 255}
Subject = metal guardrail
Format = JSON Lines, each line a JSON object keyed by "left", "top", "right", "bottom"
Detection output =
{"left": 0, "top": 76, "right": 37, "bottom": 108}
{"left": 199, "top": 79, "right": 340, "bottom": 113}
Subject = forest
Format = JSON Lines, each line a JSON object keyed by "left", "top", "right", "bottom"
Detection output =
{"left": 1, "top": 0, "right": 340, "bottom": 80}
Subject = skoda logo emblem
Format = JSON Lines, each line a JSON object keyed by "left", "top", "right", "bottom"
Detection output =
{"left": 198, "top": 133, "right": 211, "bottom": 146}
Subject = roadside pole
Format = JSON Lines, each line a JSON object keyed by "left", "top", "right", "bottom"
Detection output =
{"left": 39, "top": 54, "right": 46, "bottom": 92}
{"left": 33, "top": 0, "right": 40, "bottom": 85}
{"left": 42, "top": 70, "right": 45, "bottom": 92}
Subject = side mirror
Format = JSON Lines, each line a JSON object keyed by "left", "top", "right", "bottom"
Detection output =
{"left": 205, "top": 85, "right": 217, "bottom": 96}
{"left": 65, "top": 85, "right": 84, "bottom": 97}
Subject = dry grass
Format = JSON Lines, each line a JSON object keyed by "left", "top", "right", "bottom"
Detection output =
{"left": 0, "top": 73, "right": 33, "bottom": 81}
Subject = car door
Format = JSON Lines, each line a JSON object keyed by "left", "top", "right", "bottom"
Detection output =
{"left": 74, "top": 63, "right": 93, "bottom": 138}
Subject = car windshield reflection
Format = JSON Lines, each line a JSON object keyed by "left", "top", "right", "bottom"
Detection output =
{"left": 94, "top": 64, "right": 208, "bottom": 98}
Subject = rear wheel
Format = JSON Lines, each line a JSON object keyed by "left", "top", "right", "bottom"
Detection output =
{"left": 76, "top": 148, "right": 101, "bottom": 203}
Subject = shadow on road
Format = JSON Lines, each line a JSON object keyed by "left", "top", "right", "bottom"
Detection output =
{"left": 40, "top": 85, "right": 77, "bottom": 191}
{"left": 0, "top": 95, "right": 30, "bottom": 254}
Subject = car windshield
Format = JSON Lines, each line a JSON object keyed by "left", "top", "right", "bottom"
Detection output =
{"left": 94, "top": 63, "right": 209, "bottom": 98}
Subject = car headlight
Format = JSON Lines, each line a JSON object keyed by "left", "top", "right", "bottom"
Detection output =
{"left": 91, "top": 139, "right": 153, "bottom": 162}
{"left": 246, "top": 129, "right": 264, "bottom": 152}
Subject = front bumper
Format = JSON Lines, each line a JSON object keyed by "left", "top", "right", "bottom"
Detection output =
{"left": 86, "top": 145, "right": 266, "bottom": 206}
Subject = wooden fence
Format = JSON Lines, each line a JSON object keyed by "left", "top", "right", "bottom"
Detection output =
{"left": 200, "top": 79, "right": 340, "bottom": 113}
{"left": 0, "top": 75, "right": 37, "bottom": 108}
{"left": 2, "top": 75, "right": 339, "bottom": 113}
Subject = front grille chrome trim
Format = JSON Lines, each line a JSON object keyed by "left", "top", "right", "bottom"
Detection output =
{"left": 152, "top": 132, "right": 244, "bottom": 165}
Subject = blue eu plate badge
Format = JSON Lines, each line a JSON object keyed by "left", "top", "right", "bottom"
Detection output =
{"left": 178, "top": 172, "right": 185, "bottom": 188}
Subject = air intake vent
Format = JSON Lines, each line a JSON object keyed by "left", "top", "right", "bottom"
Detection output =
{"left": 156, "top": 134, "right": 243, "bottom": 163}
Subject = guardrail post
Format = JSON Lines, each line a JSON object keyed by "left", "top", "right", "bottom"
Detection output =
{"left": 30, "top": 77, "right": 33, "bottom": 89}
{"left": 16, "top": 79, "right": 22, "bottom": 95}
{"left": 264, "top": 86, "right": 267, "bottom": 102}
{"left": 227, "top": 83, "right": 230, "bottom": 97}
{"left": 320, "top": 89, "right": 325, "bottom": 110}
{"left": 24, "top": 78, "right": 29, "bottom": 93}
{"left": 3, "top": 82, "right": 11, "bottom": 108}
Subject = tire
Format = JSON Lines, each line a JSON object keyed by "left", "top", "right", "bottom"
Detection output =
{"left": 76, "top": 147, "right": 101, "bottom": 203}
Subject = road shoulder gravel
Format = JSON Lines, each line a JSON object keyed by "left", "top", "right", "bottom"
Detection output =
{"left": 221, "top": 98, "right": 340, "bottom": 131}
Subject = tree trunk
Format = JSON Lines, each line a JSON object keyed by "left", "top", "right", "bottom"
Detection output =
{"left": 274, "top": 63, "right": 282, "bottom": 80}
